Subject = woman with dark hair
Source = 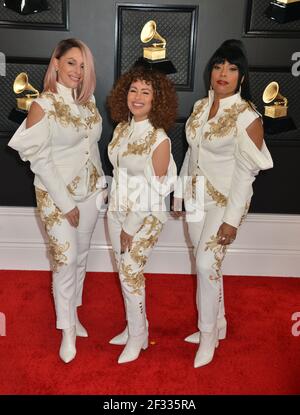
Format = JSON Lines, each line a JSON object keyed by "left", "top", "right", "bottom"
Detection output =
{"left": 107, "top": 64, "right": 177, "bottom": 364}
{"left": 173, "top": 39, "right": 273, "bottom": 367}
{"left": 8, "top": 38, "right": 107, "bottom": 363}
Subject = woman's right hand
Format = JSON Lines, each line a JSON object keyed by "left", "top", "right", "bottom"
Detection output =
{"left": 172, "top": 197, "right": 183, "bottom": 217}
{"left": 65, "top": 207, "right": 80, "bottom": 227}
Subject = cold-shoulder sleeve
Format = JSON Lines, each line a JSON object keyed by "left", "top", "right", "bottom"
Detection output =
{"left": 222, "top": 111, "right": 273, "bottom": 228}
{"left": 8, "top": 99, "right": 76, "bottom": 214}
{"left": 122, "top": 133, "right": 177, "bottom": 236}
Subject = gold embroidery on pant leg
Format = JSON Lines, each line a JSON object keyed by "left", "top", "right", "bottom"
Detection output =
{"left": 48, "top": 235, "right": 70, "bottom": 273}
{"left": 67, "top": 176, "right": 81, "bottom": 196}
{"left": 120, "top": 263, "right": 145, "bottom": 295}
{"left": 35, "top": 188, "right": 63, "bottom": 232}
{"left": 206, "top": 180, "right": 228, "bottom": 207}
{"left": 205, "top": 235, "right": 227, "bottom": 281}
{"left": 130, "top": 215, "right": 163, "bottom": 266}
{"left": 88, "top": 164, "right": 100, "bottom": 193}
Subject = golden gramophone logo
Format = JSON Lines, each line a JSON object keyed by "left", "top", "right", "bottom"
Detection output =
{"left": 141, "top": 20, "right": 166, "bottom": 61}
{"left": 13, "top": 72, "right": 39, "bottom": 112}
{"left": 262, "top": 81, "right": 288, "bottom": 118}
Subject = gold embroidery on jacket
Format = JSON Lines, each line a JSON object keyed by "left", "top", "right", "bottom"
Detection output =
{"left": 35, "top": 188, "right": 63, "bottom": 232}
{"left": 186, "top": 98, "right": 208, "bottom": 140}
{"left": 206, "top": 180, "right": 228, "bottom": 207}
{"left": 43, "top": 92, "right": 85, "bottom": 131}
{"left": 83, "top": 101, "right": 101, "bottom": 129}
{"left": 130, "top": 215, "right": 163, "bottom": 266}
{"left": 122, "top": 129, "right": 158, "bottom": 157}
{"left": 48, "top": 235, "right": 70, "bottom": 273}
{"left": 204, "top": 102, "right": 249, "bottom": 141}
{"left": 120, "top": 263, "right": 145, "bottom": 295}
{"left": 205, "top": 235, "right": 227, "bottom": 280}
{"left": 108, "top": 122, "right": 129, "bottom": 154}
{"left": 239, "top": 202, "right": 250, "bottom": 226}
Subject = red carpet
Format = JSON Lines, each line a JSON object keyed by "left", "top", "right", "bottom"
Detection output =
{"left": 0, "top": 270, "right": 299, "bottom": 395}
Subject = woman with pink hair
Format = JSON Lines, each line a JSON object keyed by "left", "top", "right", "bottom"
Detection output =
{"left": 8, "top": 38, "right": 107, "bottom": 363}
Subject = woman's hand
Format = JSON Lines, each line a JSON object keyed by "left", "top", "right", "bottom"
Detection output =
{"left": 217, "top": 222, "right": 237, "bottom": 245}
{"left": 65, "top": 207, "right": 80, "bottom": 228}
{"left": 120, "top": 229, "right": 133, "bottom": 253}
{"left": 172, "top": 197, "right": 183, "bottom": 217}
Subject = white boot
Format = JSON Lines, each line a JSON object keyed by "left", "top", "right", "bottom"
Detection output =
{"left": 194, "top": 327, "right": 218, "bottom": 368}
{"left": 118, "top": 332, "right": 148, "bottom": 364}
{"left": 75, "top": 308, "right": 88, "bottom": 338}
{"left": 59, "top": 326, "right": 76, "bottom": 363}
{"left": 184, "top": 316, "right": 227, "bottom": 344}
{"left": 109, "top": 326, "right": 128, "bottom": 345}
{"left": 109, "top": 319, "right": 149, "bottom": 345}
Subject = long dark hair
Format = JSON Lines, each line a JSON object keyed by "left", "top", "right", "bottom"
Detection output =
{"left": 205, "top": 39, "right": 252, "bottom": 102}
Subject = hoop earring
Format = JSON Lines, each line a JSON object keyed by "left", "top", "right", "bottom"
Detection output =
{"left": 239, "top": 84, "right": 242, "bottom": 94}
{"left": 128, "top": 111, "right": 132, "bottom": 123}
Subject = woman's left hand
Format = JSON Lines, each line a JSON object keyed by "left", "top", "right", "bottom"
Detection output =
{"left": 120, "top": 229, "right": 133, "bottom": 254}
{"left": 217, "top": 222, "right": 237, "bottom": 246}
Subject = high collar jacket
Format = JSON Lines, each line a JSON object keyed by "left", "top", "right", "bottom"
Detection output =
{"left": 8, "top": 83, "right": 104, "bottom": 214}
{"left": 175, "top": 91, "right": 273, "bottom": 227}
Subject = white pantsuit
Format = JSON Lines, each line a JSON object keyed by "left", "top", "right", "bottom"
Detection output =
{"left": 8, "top": 82, "right": 106, "bottom": 330}
{"left": 107, "top": 118, "right": 177, "bottom": 337}
{"left": 175, "top": 90, "right": 273, "bottom": 333}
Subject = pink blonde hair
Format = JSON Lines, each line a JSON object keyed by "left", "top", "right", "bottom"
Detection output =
{"left": 43, "top": 38, "right": 96, "bottom": 104}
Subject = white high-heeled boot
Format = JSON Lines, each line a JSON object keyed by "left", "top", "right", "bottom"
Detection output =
{"left": 59, "top": 326, "right": 76, "bottom": 363}
{"left": 194, "top": 327, "right": 218, "bottom": 368}
{"left": 118, "top": 331, "right": 148, "bottom": 364}
{"left": 184, "top": 316, "right": 227, "bottom": 344}
{"left": 75, "top": 308, "right": 88, "bottom": 338}
{"left": 109, "top": 319, "right": 149, "bottom": 345}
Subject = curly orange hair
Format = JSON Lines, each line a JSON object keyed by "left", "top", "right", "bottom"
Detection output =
{"left": 107, "top": 67, "right": 178, "bottom": 131}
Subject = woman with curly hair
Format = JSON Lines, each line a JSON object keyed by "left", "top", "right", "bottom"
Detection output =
{"left": 107, "top": 63, "right": 178, "bottom": 364}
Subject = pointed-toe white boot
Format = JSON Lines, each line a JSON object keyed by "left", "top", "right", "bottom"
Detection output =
{"left": 194, "top": 328, "right": 218, "bottom": 368}
{"left": 118, "top": 332, "right": 148, "bottom": 364}
{"left": 59, "top": 326, "right": 76, "bottom": 363}
{"left": 185, "top": 316, "right": 227, "bottom": 344}
{"left": 109, "top": 319, "right": 149, "bottom": 345}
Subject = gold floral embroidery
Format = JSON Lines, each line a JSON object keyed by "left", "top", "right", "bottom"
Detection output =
{"left": 206, "top": 180, "right": 228, "bottom": 207}
{"left": 108, "top": 122, "right": 129, "bottom": 154}
{"left": 83, "top": 100, "right": 101, "bottom": 129}
{"left": 88, "top": 164, "right": 100, "bottom": 193}
{"left": 122, "top": 129, "right": 158, "bottom": 157}
{"left": 186, "top": 98, "right": 208, "bottom": 140}
{"left": 204, "top": 102, "right": 249, "bottom": 141}
{"left": 120, "top": 263, "right": 145, "bottom": 295}
{"left": 239, "top": 202, "right": 250, "bottom": 226}
{"left": 35, "top": 188, "right": 63, "bottom": 232}
{"left": 130, "top": 215, "right": 163, "bottom": 266}
{"left": 43, "top": 92, "right": 85, "bottom": 131}
{"left": 67, "top": 176, "right": 81, "bottom": 196}
{"left": 48, "top": 235, "right": 70, "bottom": 273}
{"left": 205, "top": 235, "right": 227, "bottom": 280}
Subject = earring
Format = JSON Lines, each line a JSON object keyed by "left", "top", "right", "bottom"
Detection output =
{"left": 209, "top": 84, "right": 213, "bottom": 91}
{"left": 239, "top": 84, "right": 242, "bottom": 94}
{"left": 127, "top": 111, "right": 132, "bottom": 123}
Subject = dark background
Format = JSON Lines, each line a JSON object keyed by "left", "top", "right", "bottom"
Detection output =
{"left": 0, "top": 0, "right": 299, "bottom": 213}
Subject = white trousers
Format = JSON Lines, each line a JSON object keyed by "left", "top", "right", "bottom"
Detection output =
{"left": 36, "top": 188, "right": 101, "bottom": 329}
{"left": 187, "top": 187, "right": 249, "bottom": 333}
{"left": 108, "top": 212, "right": 163, "bottom": 337}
